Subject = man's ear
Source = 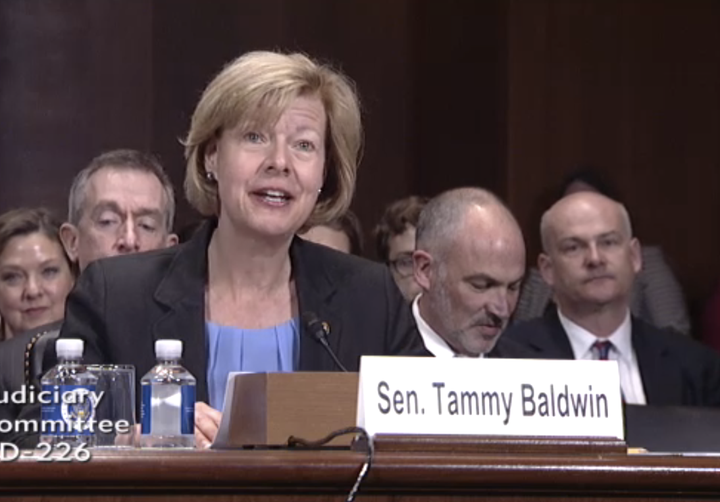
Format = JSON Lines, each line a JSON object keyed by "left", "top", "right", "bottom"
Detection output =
{"left": 537, "top": 253, "right": 555, "bottom": 287}
{"left": 166, "top": 233, "right": 179, "bottom": 247}
{"left": 59, "top": 223, "right": 80, "bottom": 262}
{"left": 413, "top": 250, "right": 433, "bottom": 291}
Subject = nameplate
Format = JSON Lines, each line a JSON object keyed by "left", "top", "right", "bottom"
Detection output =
{"left": 356, "top": 356, "right": 624, "bottom": 439}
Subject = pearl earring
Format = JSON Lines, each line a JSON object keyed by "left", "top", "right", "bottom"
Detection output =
{"left": 206, "top": 171, "right": 216, "bottom": 182}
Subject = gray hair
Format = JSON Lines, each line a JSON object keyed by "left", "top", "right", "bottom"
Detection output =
{"left": 67, "top": 149, "right": 176, "bottom": 232}
{"left": 416, "top": 187, "right": 508, "bottom": 257}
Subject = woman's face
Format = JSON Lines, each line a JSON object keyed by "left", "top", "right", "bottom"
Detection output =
{"left": 0, "top": 232, "right": 74, "bottom": 339}
{"left": 206, "top": 94, "right": 327, "bottom": 241}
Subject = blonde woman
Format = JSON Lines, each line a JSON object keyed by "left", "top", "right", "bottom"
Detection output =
{"left": 59, "top": 51, "right": 427, "bottom": 448}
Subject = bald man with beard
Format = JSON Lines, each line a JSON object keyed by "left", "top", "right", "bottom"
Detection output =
{"left": 412, "top": 187, "right": 531, "bottom": 358}
{"left": 505, "top": 192, "right": 720, "bottom": 406}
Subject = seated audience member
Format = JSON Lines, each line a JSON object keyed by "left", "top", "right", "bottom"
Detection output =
{"left": 5, "top": 150, "right": 178, "bottom": 380}
{"left": 0, "top": 208, "right": 75, "bottom": 422}
{"left": 58, "top": 50, "right": 427, "bottom": 448}
{"left": 298, "top": 209, "right": 363, "bottom": 254}
{"left": 412, "top": 188, "right": 530, "bottom": 358}
{"left": 59, "top": 149, "right": 178, "bottom": 271}
{"left": 514, "top": 169, "right": 690, "bottom": 335}
{"left": 702, "top": 280, "right": 720, "bottom": 353}
{"left": 0, "top": 208, "right": 74, "bottom": 342}
{"left": 374, "top": 195, "right": 428, "bottom": 301}
{"left": 505, "top": 192, "right": 720, "bottom": 406}
{"left": 2, "top": 151, "right": 179, "bottom": 448}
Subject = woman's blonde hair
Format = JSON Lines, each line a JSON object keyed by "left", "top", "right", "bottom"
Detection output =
{"left": 183, "top": 51, "right": 362, "bottom": 227}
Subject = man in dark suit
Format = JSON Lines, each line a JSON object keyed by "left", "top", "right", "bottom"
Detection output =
{"left": 411, "top": 187, "right": 530, "bottom": 358}
{"left": 2, "top": 149, "right": 179, "bottom": 389}
{"left": 505, "top": 192, "right": 720, "bottom": 406}
{"left": 1, "top": 150, "right": 180, "bottom": 446}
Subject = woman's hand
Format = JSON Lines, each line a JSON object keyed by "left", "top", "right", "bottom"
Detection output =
{"left": 114, "top": 423, "right": 140, "bottom": 447}
{"left": 195, "top": 401, "right": 223, "bottom": 449}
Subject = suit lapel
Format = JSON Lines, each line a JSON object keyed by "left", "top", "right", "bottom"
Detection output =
{"left": 152, "top": 220, "right": 213, "bottom": 403}
{"left": 525, "top": 308, "right": 576, "bottom": 359}
{"left": 632, "top": 319, "right": 679, "bottom": 405}
{"left": 291, "top": 238, "right": 343, "bottom": 371}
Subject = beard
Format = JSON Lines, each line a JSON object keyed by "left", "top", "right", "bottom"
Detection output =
{"left": 430, "top": 284, "right": 506, "bottom": 357}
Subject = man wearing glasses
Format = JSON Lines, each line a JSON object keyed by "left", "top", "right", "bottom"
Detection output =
{"left": 374, "top": 196, "right": 428, "bottom": 301}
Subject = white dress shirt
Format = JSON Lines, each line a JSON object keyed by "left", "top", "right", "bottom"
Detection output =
{"left": 412, "top": 295, "right": 483, "bottom": 358}
{"left": 558, "top": 309, "right": 646, "bottom": 405}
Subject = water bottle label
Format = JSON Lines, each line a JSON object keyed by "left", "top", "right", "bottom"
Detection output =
{"left": 141, "top": 385, "right": 152, "bottom": 435}
{"left": 40, "top": 384, "right": 97, "bottom": 436}
{"left": 141, "top": 384, "right": 196, "bottom": 435}
{"left": 181, "top": 385, "right": 195, "bottom": 435}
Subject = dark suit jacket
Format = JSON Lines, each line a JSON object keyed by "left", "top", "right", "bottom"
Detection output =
{"left": 0, "top": 321, "right": 62, "bottom": 393}
{"left": 0, "top": 331, "right": 32, "bottom": 395}
{"left": 487, "top": 336, "right": 538, "bottom": 359}
{"left": 57, "top": 220, "right": 428, "bottom": 406}
{"left": 0, "top": 321, "right": 61, "bottom": 444}
{"left": 504, "top": 308, "right": 720, "bottom": 407}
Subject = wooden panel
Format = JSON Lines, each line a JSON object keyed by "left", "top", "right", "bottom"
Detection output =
{"left": 227, "top": 372, "right": 358, "bottom": 446}
{"left": 3, "top": 449, "right": 720, "bottom": 500}
{"left": 506, "top": 0, "right": 720, "bottom": 327}
{"left": 411, "top": 0, "right": 508, "bottom": 201}
{"left": 0, "top": 0, "right": 153, "bottom": 217}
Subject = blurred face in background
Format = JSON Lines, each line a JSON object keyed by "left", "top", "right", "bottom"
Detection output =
{"left": 387, "top": 225, "right": 422, "bottom": 301}
{"left": 0, "top": 232, "right": 74, "bottom": 339}
{"left": 299, "top": 225, "right": 351, "bottom": 253}
{"left": 61, "top": 167, "right": 177, "bottom": 270}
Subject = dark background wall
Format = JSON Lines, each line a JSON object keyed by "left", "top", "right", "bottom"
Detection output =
{"left": 0, "top": 0, "right": 718, "bottom": 332}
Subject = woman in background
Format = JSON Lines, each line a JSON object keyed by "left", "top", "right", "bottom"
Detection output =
{"left": 0, "top": 208, "right": 75, "bottom": 424}
{"left": 0, "top": 207, "right": 74, "bottom": 342}
{"left": 298, "top": 209, "right": 363, "bottom": 255}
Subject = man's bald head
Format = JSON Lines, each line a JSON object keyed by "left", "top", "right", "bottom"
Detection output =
{"left": 537, "top": 191, "right": 641, "bottom": 315}
{"left": 540, "top": 192, "right": 634, "bottom": 254}
{"left": 417, "top": 188, "right": 523, "bottom": 258}
{"left": 413, "top": 187, "right": 526, "bottom": 357}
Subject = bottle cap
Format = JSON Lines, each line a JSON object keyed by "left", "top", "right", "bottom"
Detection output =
{"left": 155, "top": 339, "right": 182, "bottom": 360}
{"left": 56, "top": 339, "right": 84, "bottom": 359}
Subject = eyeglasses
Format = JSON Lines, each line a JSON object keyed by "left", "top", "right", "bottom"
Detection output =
{"left": 388, "top": 253, "right": 414, "bottom": 278}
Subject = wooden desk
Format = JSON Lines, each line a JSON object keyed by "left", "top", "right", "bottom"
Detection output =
{"left": 2, "top": 448, "right": 720, "bottom": 500}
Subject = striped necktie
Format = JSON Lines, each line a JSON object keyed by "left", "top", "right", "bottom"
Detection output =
{"left": 592, "top": 340, "right": 612, "bottom": 360}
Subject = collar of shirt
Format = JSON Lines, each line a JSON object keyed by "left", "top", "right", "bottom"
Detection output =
{"left": 412, "top": 295, "right": 484, "bottom": 358}
{"left": 558, "top": 308, "right": 633, "bottom": 364}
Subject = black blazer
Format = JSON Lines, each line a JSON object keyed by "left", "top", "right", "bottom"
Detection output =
{"left": 487, "top": 336, "right": 539, "bottom": 359}
{"left": 58, "top": 220, "right": 428, "bottom": 405}
{"left": 504, "top": 308, "right": 720, "bottom": 407}
{"left": 0, "top": 321, "right": 62, "bottom": 392}
{"left": 0, "top": 321, "right": 61, "bottom": 444}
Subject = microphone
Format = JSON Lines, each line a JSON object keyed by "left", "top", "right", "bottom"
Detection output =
{"left": 302, "top": 312, "right": 348, "bottom": 372}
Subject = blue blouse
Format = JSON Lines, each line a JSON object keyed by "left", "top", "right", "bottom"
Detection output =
{"left": 205, "top": 318, "right": 299, "bottom": 410}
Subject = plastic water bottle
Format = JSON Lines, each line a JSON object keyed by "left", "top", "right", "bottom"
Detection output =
{"left": 140, "top": 340, "right": 196, "bottom": 448}
{"left": 40, "top": 339, "right": 99, "bottom": 447}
